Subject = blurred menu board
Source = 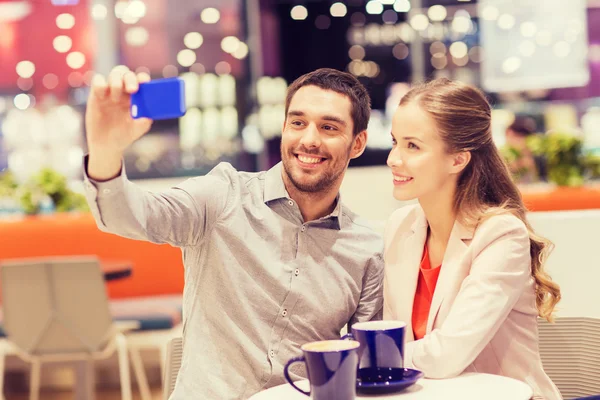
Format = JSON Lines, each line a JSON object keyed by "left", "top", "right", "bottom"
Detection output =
{"left": 479, "top": 0, "right": 590, "bottom": 92}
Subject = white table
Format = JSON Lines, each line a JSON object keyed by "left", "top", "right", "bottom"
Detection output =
{"left": 249, "top": 373, "right": 533, "bottom": 400}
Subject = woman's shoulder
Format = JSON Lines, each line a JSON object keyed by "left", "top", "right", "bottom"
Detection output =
{"left": 476, "top": 211, "right": 527, "bottom": 235}
{"left": 471, "top": 211, "right": 529, "bottom": 250}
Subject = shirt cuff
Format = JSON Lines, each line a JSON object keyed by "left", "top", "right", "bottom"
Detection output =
{"left": 82, "top": 154, "right": 127, "bottom": 198}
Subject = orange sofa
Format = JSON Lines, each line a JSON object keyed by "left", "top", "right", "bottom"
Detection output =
{"left": 520, "top": 184, "right": 600, "bottom": 212}
{"left": 1, "top": 183, "right": 599, "bottom": 301}
{"left": 0, "top": 212, "right": 183, "bottom": 299}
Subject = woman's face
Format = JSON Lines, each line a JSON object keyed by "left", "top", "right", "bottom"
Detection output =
{"left": 387, "top": 102, "right": 465, "bottom": 202}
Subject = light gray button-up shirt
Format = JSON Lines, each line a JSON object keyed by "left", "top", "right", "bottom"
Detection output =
{"left": 83, "top": 160, "right": 383, "bottom": 400}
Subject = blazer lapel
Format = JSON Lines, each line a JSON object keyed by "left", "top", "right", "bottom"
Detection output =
{"left": 386, "top": 209, "right": 428, "bottom": 341}
{"left": 426, "top": 220, "right": 473, "bottom": 332}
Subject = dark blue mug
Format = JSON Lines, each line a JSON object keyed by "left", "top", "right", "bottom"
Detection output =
{"left": 284, "top": 340, "right": 360, "bottom": 400}
{"left": 343, "top": 320, "right": 406, "bottom": 369}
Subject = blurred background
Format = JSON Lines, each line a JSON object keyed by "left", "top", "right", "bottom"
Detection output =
{"left": 1, "top": 0, "right": 599, "bottom": 191}
{"left": 1, "top": 0, "right": 600, "bottom": 399}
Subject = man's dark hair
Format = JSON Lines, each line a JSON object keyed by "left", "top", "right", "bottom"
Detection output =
{"left": 508, "top": 116, "right": 537, "bottom": 137}
{"left": 285, "top": 68, "right": 371, "bottom": 136}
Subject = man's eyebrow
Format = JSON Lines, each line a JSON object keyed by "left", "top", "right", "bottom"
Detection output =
{"left": 322, "top": 115, "right": 347, "bottom": 126}
{"left": 287, "top": 111, "right": 347, "bottom": 127}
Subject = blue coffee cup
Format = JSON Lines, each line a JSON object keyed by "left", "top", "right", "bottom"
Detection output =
{"left": 344, "top": 320, "right": 406, "bottom": 370}
{"left": 284, "top": 339, "right": 360, "bottom": 400}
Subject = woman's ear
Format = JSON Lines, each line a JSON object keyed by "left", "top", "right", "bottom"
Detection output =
{"left": 451, "top": 151, "right": 471, "bottom": 174}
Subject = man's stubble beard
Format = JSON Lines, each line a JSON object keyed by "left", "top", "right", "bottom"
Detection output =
{"left": 280, "top": 145, "right": 352, "bottom": 194}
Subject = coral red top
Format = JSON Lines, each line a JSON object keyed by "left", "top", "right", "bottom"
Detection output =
{"left": 412, "top": 244, "right": 442, "bottom": 340}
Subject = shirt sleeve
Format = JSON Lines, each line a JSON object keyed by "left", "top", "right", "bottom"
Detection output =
{"left": 349, "top": 252, "right": 385, "bottom": 327}
{"left": 83, "top": 156, "right": 233, "bottom": 247}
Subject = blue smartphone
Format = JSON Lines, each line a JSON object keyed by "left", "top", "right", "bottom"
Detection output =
{"left": 130, "top": 77, "right": 186, "bottom": 120}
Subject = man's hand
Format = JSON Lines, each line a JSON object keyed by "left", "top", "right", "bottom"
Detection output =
{"left": 85, "top": 66, "right": 152, "bottom": 181}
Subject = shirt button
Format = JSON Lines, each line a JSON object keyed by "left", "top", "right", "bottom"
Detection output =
{"left": 269, "top": 350, "right": 275, "bottom": 358}
{"left": 282, "top": 309, "right": 288, "bottom": 317}
{"left": 102, "top": 189, "right": 111, "bottom": 194}
{"left": 301, "top": 226, "right": 306, "bottom": 232}
{"left": 294, "top": 269, "right": 299, "bottom": 276}
{"left": 288, "top": 200, "right": 294, "bottom": 206}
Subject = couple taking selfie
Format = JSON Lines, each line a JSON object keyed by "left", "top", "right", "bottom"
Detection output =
{"left": 83, "top": 67, "right": 562, "bottom": 400}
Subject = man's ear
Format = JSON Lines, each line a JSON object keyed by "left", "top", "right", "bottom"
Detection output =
{"left": 451, "top": 151, "right": 471, "bottom": 174}
{"left": 350, "top": 130, "right": 368, "bottom": 159}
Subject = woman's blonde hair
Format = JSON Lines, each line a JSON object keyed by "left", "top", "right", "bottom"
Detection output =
{"left": 400, "top": 78, "right": 561, "bottom": 321}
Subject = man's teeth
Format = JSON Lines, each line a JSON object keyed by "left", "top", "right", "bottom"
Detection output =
{"left": 298, "top": 155, "right": 322, "bottom": 164}
{"left": 394, "top": 176, "right": 412, "bottom": 182}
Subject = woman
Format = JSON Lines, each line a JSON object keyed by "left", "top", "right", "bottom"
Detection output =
{"left": 383, "top": 78, "right": 562, "bottom": 400}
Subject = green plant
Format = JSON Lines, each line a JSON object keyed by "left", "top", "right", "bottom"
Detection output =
{"left": 500, "top": 145, "right": 535, "bottom": 182}
{"left": 0, "top": 168, "right": 89, "bottom": 214}
{"left": 583, "top": 154, "right": 600, "bottom": 180}
{"left": 0, "top": 170, "right": 18, "bottom": 198}
{"left": 527, "top": 132, "right": 586, "bottom": 187}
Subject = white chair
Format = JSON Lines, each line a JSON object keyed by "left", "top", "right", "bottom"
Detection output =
{"left": 111, "top": 296, "right": 183, "bottom": 392}
{"left": 162, "top": 337, "right": 182, "bottom": 400}
{"left": 538, "top": 317, "right": 600, "bottom": 399}
{"left": 0, "top": 257, "right": 150, "bottom": 400}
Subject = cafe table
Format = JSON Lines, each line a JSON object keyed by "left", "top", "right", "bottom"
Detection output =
{"left": 101, "top": 260, "right": 133, "bottom": 281}
{"left": 249, "top": 373, "right": 534, "bottom": 400}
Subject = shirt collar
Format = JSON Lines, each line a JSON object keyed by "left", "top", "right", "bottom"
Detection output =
{"left": 263, "top": 162, "right": 343, "bottom": 230}
{"left": 263, "top": 162, "right": 289, "bottom": 203}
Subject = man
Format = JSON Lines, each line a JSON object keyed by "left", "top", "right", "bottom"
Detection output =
{"left": 83, "top": 67, "right": 383, "bottom": 399}
{"left": 504, "top": 115, "right": 543, "bottom": 182}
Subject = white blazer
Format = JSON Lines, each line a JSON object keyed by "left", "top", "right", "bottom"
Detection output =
{"left": 383, "top": 204, "right": 562, "bottom": 400}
